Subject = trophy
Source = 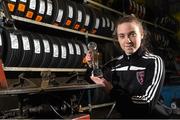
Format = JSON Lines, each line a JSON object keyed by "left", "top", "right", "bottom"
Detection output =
{"left": 88, "top": 42, "right": 103, "bottom": 77}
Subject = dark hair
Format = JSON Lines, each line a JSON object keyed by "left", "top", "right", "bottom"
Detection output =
{"left": 114, "top": 15, "right": 151, "bottom": 53}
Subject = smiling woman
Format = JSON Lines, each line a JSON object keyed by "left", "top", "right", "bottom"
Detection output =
{"left": 85, "top": 15, "right": 166, "bottom": 118}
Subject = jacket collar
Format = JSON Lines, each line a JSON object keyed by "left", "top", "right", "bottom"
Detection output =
{"left": 123, "top": 47, "right": 145, "bottom": 60}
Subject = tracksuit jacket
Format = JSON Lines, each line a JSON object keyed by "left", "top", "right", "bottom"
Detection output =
{"left": 103, "top": 48, "right": 165, "bottom": 118}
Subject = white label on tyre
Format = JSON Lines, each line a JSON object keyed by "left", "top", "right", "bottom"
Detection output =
{"left": 20, "top": 0, "right": 27, "bottom": 2}
{"left": 10, "top": 33, "right": 19, "bottom": 49}
{"left": 47, "top": 0, "right": 53, "bottom": 16}
{"left": 10, "top": 0, "right": 16, "bottom": 2}
{"left": 68, "top": 43, "right": 74, "bottom": 55}
{"left": 22, "top": 36, "right": 30, "bottom": 50}
{"left": 102, "top": 17, "right": 105, "bottom": 27}
{"left": 56, "top": 9, "right": 63, "bottom": 22}
{"left": 143, "top": 6, "right": 146, "bottom": 17}
{"left": 95, "top": 18, "right": 100, "bottom": 29}
{"left": 68, "top": 6, "right": 73, "bottom": 18}
{"left": 39, "top": 0, "right": 46, "bottom": 14}
{"left": 111, "top": 21, "right": 114, "bottom": 31}
{"left": 106, "top": 17, "right": 110, "bottom": 27}
{"left": 43, "top": 40, "right": 50, "bottom": 53}
{"left": 29, "top": 0, "right": 36, "bottom": 10}
{"left": 82, "top": 43, "right": 88, "bottom": 54}
{"left": 33, "top": 39, "right": 40, "bottom": 54}
{"left": 0, "top": 34, "right": 2, "bottom": 46}
{"left": 85, "top": 14, "right": 90, "bottom": 26}
{"left": 61, "top": 45, "right": 67, "bottom": 59}
{"left": 53, "top": 44, "right": 59, "bottom": 57}
{"left": 77, "top": 10, "right": 82, "bottom": 22}
{"left": 75, "top": 44, "right": 81, "bottom": 55}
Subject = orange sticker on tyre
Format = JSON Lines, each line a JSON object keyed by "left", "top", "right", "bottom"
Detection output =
{"left": 8, "top": 3, "right": 15, "bottom": 12}
{"left": 74, "top": 24, "right": 80, "bottom": 30}
{"left": 18, "top": 4, "right": 26, "bottom": 12}
{"left": 35, "top": 15, "right": 43, "bottom": 22}
{"left": 26, "top": 11, "right": 34, "bottom": 18}
{"left": 66, "top": 20, "right": 72, "bottom": 26}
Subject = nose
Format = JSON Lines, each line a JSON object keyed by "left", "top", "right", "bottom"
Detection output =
{"left": 125, "top": 36, "right": 132, "bottom": 43}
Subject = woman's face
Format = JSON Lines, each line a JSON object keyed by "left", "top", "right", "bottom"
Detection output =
{"left": 117, "top": 21, "right": 144, "bottom": 55}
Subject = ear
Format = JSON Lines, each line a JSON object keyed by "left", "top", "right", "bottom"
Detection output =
{"left": 141, "top": 35, "right": 144, "bottom": 39}
{"left": 141, "top": 32, "right": 144, "bottom": 39}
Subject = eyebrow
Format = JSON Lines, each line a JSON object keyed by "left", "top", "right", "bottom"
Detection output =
{"left": 118, "top": 30, "right": 136, "bottom": 35}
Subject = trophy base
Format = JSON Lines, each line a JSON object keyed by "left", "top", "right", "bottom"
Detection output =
{"left": 91, "top": 68, "right": 103, "bottom": 77}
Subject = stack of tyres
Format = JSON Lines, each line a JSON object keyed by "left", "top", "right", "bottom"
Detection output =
{"left": 96, "top": 13, "right": 115, "bottom": 37}
{"left": 2, "top": 30, "right": 22, "bottom": 67}
{"left": 33, "top": 0, "right": 46, "bottom": 22}
{"left": 72, "top": 3, "right": 86, "bottom": 31}
{"left": 29, "top": 32, "right": 44, "bottom": 67}
{"left": 18, "top": 31, "right": 33, "bottom": 67}
{"left": 39, "top": 34, "right": 53, "bottom": 67}
{"left": 48, "top": 36, "right": 62, "bottom": 68}
{"left": 57, "top": 38, "right": 69, "bottom": 68}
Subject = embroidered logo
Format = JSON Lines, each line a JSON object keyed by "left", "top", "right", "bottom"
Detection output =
{"left": 136, "top": 71, "right": 144, "bottom": 85}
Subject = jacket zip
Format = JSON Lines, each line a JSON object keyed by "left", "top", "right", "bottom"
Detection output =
{"left": 127, "top": 55, "right": 131, "bottom": 70}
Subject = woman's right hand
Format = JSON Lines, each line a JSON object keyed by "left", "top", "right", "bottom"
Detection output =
{"left": 90, "top": 76, "right": 113, "bottom": 93}
{"left": 83, "top": 51, "right": 93, "bottom": 67}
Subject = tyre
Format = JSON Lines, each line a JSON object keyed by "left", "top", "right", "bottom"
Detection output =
{"left": 0, "top": 31, "right": 4, "bottom": 59}
{"left": 42, "top": 0, "right": 53, "bottom": 23}
{"left": 60, "top": 0, "right": 77, "bottom": 29}
{"left": 39, "top": 34, "right": 53, "bottom": 67}
{"left": 15, "top": 0, "right": 28, "bottom": 17}
{"left": 24, "top": 0, "right": 37, "bottom": 19}
{"left": 6, "top": 0, "right": 18, "bottom": 15}
{"left": 48, "top": 36, "right": 62, "bottom": 68}
{"left": 72, "top": 3, "right": 86, "bottom": 31}
{"left": 33, "top": 0, "right": 46, "bottom": 22}
{"left": 18, "top": 31, "right": 33, "bottom": 67}
{"left": 29, "top": 32, "right": 44, "bottom": 67}
{"left": 2, "top": 30, "right": 22, "bottom": 67}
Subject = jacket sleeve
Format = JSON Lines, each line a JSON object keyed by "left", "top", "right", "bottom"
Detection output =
{"left": 131, "top": 55, "right": 165, "bottom": 109}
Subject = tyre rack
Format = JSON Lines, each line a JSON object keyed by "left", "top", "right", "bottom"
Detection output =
{"left": 85, "top": 0, "right": 175, "bottom": 34}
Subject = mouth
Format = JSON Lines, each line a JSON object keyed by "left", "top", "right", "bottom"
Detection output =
{"left": 125, "top": 44, "right": 133, "bottom": 48}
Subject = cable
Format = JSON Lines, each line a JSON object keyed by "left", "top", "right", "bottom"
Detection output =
{"left": 49, "top": 105, "right": 64, "bottom": 119}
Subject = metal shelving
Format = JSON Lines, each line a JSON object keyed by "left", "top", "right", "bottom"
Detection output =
{"left": 3, "top": 66, "right": 87, "bottom": 72}
{"left": 0, "top": 84, "right": 102, "bottom": 95}
{"left": 86, "top": 0, "right": 175, "bottom": 34}
{"left": 12, "top": 15, "right": 114, "bottom": 41}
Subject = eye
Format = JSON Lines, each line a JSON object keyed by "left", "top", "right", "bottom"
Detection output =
{"left": 118, "top": 34, "right": 125, "bottom": 39}
{"left": 129, "top": 32, "right": 137, "bottom": 38}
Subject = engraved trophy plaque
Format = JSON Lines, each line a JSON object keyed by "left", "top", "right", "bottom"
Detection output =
{"left": 88, "top": 42, "right": 103, "bottom": 77}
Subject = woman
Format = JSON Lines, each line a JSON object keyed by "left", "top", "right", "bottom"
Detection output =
{"left": 85, "top": 15, "right": 165, "bottom": 118}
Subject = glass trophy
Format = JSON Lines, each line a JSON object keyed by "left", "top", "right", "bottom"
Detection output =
{"left": 88, "top": 42, "right": 103, "bottom": 77}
